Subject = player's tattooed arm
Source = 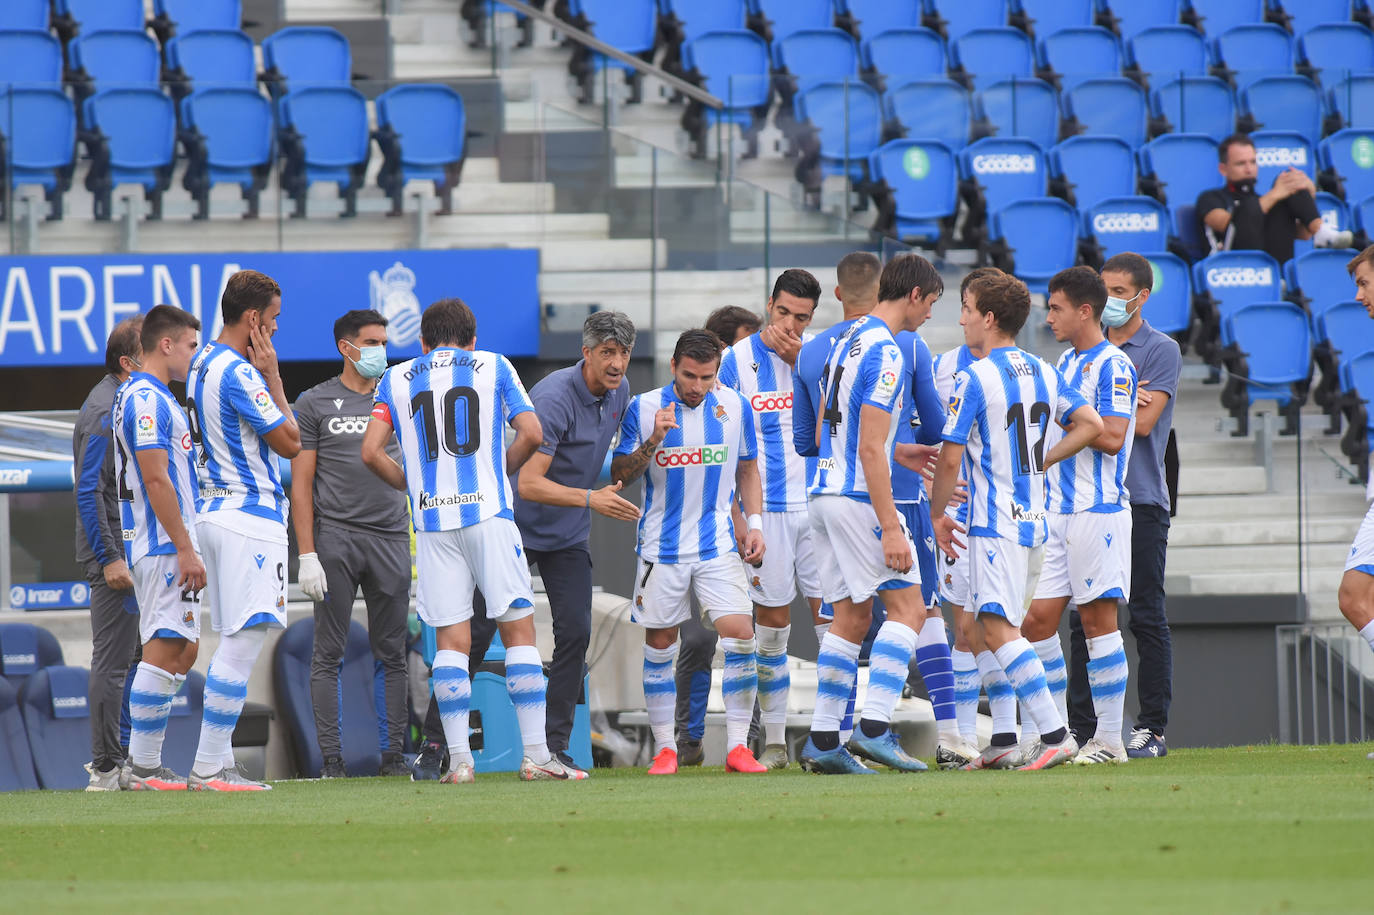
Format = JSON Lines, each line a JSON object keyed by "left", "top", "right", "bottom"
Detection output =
{"left": 611, "top": 405, "right": 677, "bottom": 485}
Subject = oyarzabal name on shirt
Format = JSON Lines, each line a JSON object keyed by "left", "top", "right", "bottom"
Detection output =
{"left": 419, "top": 491, "right": 485, "bottom": 510}
{"left": 655, "top": 445, "right": 730, "bottom": 467}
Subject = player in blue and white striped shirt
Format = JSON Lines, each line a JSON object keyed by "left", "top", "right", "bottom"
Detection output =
{"left": 363, "top": 297, "right": 581, "bottom": 783}
{"left": 931, "top": 272, "right": 1103, "bottom": 771}
{"left": 113, "top": 306, "right": 205, "bottom": 790}
{"left": 719, "top": 269, "right": 825, "bottom": 769}
{"left": 1022, "top": 267, "right": 1138, "bottom": 765}
{"left": 187, "top": 270, "right": 302, "bottom": 791}
{"left": 613, "top": 329, "right": 768, "bottom": 776}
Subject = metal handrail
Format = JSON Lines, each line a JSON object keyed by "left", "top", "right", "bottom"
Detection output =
{"left": 495, "top": 0, "right": 725, "bottom": 110}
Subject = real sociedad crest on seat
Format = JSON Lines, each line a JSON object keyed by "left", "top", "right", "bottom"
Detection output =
{"left": 368, "top": 261, "right": 422, "bottom": 347}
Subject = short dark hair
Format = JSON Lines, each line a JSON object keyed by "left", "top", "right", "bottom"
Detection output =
{"left": 1218, "top": 133, "right": 1254, "bottom": 163}
{"left": 968, "top": 273, "right": 1032, "bottom": 337}
{"left": 960, "top": 266, "right": 1004, "bottom": 298}
{"left": 704, "top": 306, "right": 760, "bottom": 345}
{"left": 140, "top": 305, "right": 201, "bottom": 353}
{"left": 334, "top": 308, "right": 388, "bottom": 346}
{"left": 770, "top": 268, "right": 821, "bottom": 306}
{"left": 1048, "top": 266, "right": 1109, "bottom": 320}
{"left": 673, "top": 328, "right": 724, "bottom": 367}
{"left": 105, "top": 315, "right": 144, "bottom": 375}
{"left": 1101, "top": 252, "right": 1154, "bottom": 293}
{"left": 220, "top": 269, "right": 280, "bottom": 327}
{"left": 878, "top": 252, "right": 943, "bottom": 304}
{"left": 421, "top": 298, "right": 476, "bottom": 348}
{"left": 836, "top": 251, "right": 882, "bottom": 300}
{"left": 1348, "top": 244, "right": 1374, "bottom": 277}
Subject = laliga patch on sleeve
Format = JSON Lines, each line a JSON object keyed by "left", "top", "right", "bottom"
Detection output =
{"left": 135, "top": 412, "right": 158, "bottom": 446}
{"left": 871, "top": 345, "right": 903, "bottom": 405}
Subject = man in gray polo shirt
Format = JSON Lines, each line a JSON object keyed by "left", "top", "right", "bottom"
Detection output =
{"left": 1068, "top": 252, "right": 1182, "bottom": 759}
{"left": 291, "top": 309, "right": 412, "bottom": 778}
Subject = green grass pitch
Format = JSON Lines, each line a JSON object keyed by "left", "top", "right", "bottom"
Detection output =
{"left": 3, "top": 745, "right": 1373, "bottom": 913}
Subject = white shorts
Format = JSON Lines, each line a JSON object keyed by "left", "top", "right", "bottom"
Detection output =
{"left": 632, "top": 552, "right": 751, "bottom": 629}
{"left": 197, "top": 520, "right": 287, "bottom": 635}
{"left": 1345, "top": 501, "right": 1374, "bottom": 575}
{"left": 132, "top": 553, "right": 202, "bottom": 644}
{"left": 746, "top": 509, "right": 823, "bottom": 606}
{"left": 808, "top": 494, "right": 922, "bottom": 604}
{"left": 416, "top": 516, "right": 535, "bottom": 628}
{"left": 967, "top": 535, "right": 1044, "bottom": 628}
{"left": 939, "top": 528, "right": 970, "bottom": 608}
{"left": 1033, "top": 510, "right": 1132, "bottom": 605}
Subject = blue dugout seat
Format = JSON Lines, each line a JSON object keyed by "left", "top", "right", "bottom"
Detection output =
{"left": 975, "top": 78, "right": 1059, "bottom": 149}
{"left": 775, "top": 28, "right": 861, "bottom": 102}
{"left": 989, "top": 196, "right": 1079, "bottom": 294}
{"left": 1212, "top": 24, "right": 1294, "bottom": 90}
{"left": 1352, "top": 192, "right": 1374, "bottom": 234}
{"left": 1038, "top": 26, "right": 1122, "bottom": 94}
{"left": 82, "top": 87, "right": 176, "bottom": 220}
{"left": 793, "top": 80, "right": 884, "bottom": 200}
{"left": 1284, "top": 248, "right": 1363, "bottom": 311}
{"left": 0, "top": 623, "right": 65, "bottom": 692}
{"left": 681, "top": 30, "right": 772, "bottom": 156}
{"left": 375, "top": 83, "right": 469, "bottom": 216}
{"left": 1327, "top": 75, "right": 1374, "bottom": 131}
{"left": 663, "top": 0, "right": 747, "bottom": 49}
{"left": 279, "top": 85, "right": 370, "bottom": 218}
{"left": 150, "top": 0, "right": 242, "bottom": 42}
{"left": 1320, "top": 128, "right": 1374, "bottom": 202}
{"left": 1339, "top": 348, "right": 1374, "bottom": 467}
{"left": 924, "top": 0, "right": 1009, "bottom": 43}
{"left": 1128, "top": 25, "right": 1209, "bottom": 83}
{"left": 180, "top": 87, "right": 272, "bottom": 219}
{"left": 262, "top": 26, "right": 352, "bottom": 98}
{"left": 1249, "top": 130, "right": 1315, "bottom": 194}
{"left": 1009, "top": 0, "right": 1096, "bottom": 39}
{"left": 0, "top": 87, "right": 76, "bottom": 221}
{"left": 1192, "top": 249, "right": 1283, "bottom": 361}
{"left": 839, "top": 0, "right": 923, "bottom": 39}
{"left": 885, "top": 78, "right": 972, "bottom": 150}
{"left": 1151, "top": 75, "right": 1237, "bottom": 141}
{"left": 952, "top": 27, "right": 1034, "bottom": 91}
{"left": 19, "top": 666, "right": 93, "bottom": 789}
{"left": 1138, "top": 132, "right": 1219, "bottom": 258}
{"left": 1142, "top": 251, "right": 1195, "bottom": 336}
{"left": 1182, "top": 0, "right": 1267, "bottom": 38}
{"left": 747, "top": 0, "right": 833, "bottom": 44}
{"left": 1064, "top": 77, "right": 1149, "bottom": 148}
{"left": 861, "top": 28, "right": 947, "bottom": 89}
{"left": 1274, "top": 0, "right": 1358, "bottom": 39}
{"left": 0, "top": 31, "right": 63, "bottom": 87}
{"left": 1294, "top": 191, "right": 1351, "bottom": 260}
{"left": 1221, "top": 300, "right": 1312, "bottom": 435}
{"left": 53, "top": 0, "right": 145, "bottom": 39}
{"left": 1083, "top": 195, "right": 1170, "bottom": 263}
{"left": 570, "top": 0, "right": 658, "bottom": 103}
{"left": 1049, "top": 134, "right": 1136, "bottom": 212}
{"left": 959, "top": 135, "right": 1047, "bottom": 247}
{"left": 0, "top": 676, "right": 39, "bottom": 791}
{"left": 1299, "top": 23, "right": 1374, "bottom": 86}
{"left": 166, "top": 30, "right": 258, "bottom": 97}
{"left": 0, "top": 0, "right": 48, "bottom": 31}
{"left": 69, "top": 31, "right": 161, "bottom": 112}
{"left": 1101, "top": 0, "right": 1181, "bottom": 40}
{"left": 869, "top": 138, "right": 958, "bottom": 248}
{"left": 1240, "top": 76, "right": 1324, "bottom": 145}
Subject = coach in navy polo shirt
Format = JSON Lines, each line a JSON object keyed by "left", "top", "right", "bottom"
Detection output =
{"left": 512, "top": 310, "right": 641, "bottom": 776}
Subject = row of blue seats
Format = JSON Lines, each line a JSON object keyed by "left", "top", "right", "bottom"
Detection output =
{"left": 1, "top": 0, "right": 240, "bottom": 42}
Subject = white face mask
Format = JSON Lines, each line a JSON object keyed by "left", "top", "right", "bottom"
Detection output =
{"left": 1102, "top": 289, "right": 1143, "bottom": 328}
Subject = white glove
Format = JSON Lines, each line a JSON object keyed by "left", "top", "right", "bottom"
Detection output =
{"left": 298, "top": 552, "right": 327, "bottom": 601}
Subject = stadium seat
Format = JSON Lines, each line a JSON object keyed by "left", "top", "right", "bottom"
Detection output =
{"left": 0, "top": 31, "right": 63, "bottom": 87}
{"left": 1319, "top": 128, "right": 1374, "bottom": 202}
{"left": 82, "top": 87, "right": 176, "bottom": 221}
{"left": 775, "top": 28, "right": 861, "bottom": 100}
{"left": 261, "top": 26, "right": 352, "bottom": 98}
{"left": 53, "top": 0, "right": 145, "bottom": 39}
{"left": 1037, "top": 26, "right": 1123, "bottom": 94}
{"left": 1101, "top": 0, "right": 1181, "bottom": 41}
{"left": 1222, "top": 300, "right": 1311, "bottom": 436}
{"left": 958, "top": 136, "right": 1047, "bottom": 246}
{"left": 1141, "top": 251, "right": 1195, "bottom": 336}
{"left": 988, "top": 196, "right": 1079, "bottom": 294}
{"left": 838, "top": 0, "right": 922, "bottom": 40}
{"left": 680, "top": 30, "right": 772, "bottom": 156}
{"left": 272, "top": 618, "right": 386, "bottom": 778}
{"left": 1339, "top": 347, "right": 1374, "bottom": 464}
{"left": 1352, "top": 192, "right": 1374, "bottom": 235}
{"left": 1327, "top": 74, "right": 1374, "bottom": 130}
{"left": 1293, "top": 190, "right": 1352, "bottom": 260}
{"left": 1127, "top": 25, "right": 1209, "bottom": 83}
{"left": 662, "top": 0, "right": 747, "bottom": 72}
{"left": 868, "top": 138, "right": 958, "bottom": 248}
{"left": 1138, "top": 132, "right": 1219, "bottom": 257}
{"left": 0, "top": 676, "right": 39, "bottom": 791}
{"left": 180, "top": 87, "right": 272, "bottom": 219}
{"left": 1150, "top": 75, "right": 1237, "bottom": 141}
{"left": 374, "top": 84, "right": 469, "bottom": 217}
{"left": 1240, "top": 76, "right": 1324, "bottom": 144}
{"left": 747, "top": 0, "right": 834, "bottom": 44}
{"left": 1082, "top": 195, "right": 1170, "bottom": 264}
{"left": 1298, "top": 23, "right": 1374, "bottom": 86}
{"left": 1272, "top": 0, "right": 1357, "bottom": 40}
{"left": 69, "top": 31, "right": 161, "bottom": 109}
{"left": 975, "top": 78, "right": 1059, "bottom": 150}
{"left": 951, "top": 27, "right": 1035, "bottom": 91}
{"left": 0, "top": 0, "right": 48, "bottom": 31}
{"left": 19, "top": 666, "right": 93, "bottom": 790}
{"left": 0, "top": 87, "right": 76, "bottom": 221}
{"left": 1049, "top": 134, "right": 1136, "bottom": 212}
{"left": 793, "top": 80, "right": 884, "bottom": 201}
{"left": 1212, "top": 24, "right": 1295, "bottom": 91}
{"left": 0, "top": 624, "right": 65, "bottom": 692}
{"left": 278, "top": 85, "right": 370, "bottom": 218}
{"left": 1284, "top": 248, "right": 1362, "bottom": 312}
{"left": 569, "top": 0, "right": 659, "bottom": 104}
{"left": 160, "top": 669, "right": 205, "bottom": 777}
{"left": 861, "top": 28, "right": 947, "bottom": 89}
{"left": 1182, "top": 0, "right": 1267, "bottom": 39}
{"left": 1249, "top": 130, "right": 1316, "bottom": 195}
{"left": 1064, "top": 77, "right": 1149, "bottom": 148}
{"left": 1191, "top": 249, "right": 1283, "bottom": 361}
{"left": 884, "top": 78, "right": 972, "bottom": 151}
{"left": 150, "top": 0, "right": 242, "bottom": 42}
{"left": 1009, "top": 0, "right": 1096, "bottom": 39}
{"left": 165, "top": 30, "right": 258, "bottom": 97}
{"left": 924, "top": 0, "right": 1010, "bottom": 43}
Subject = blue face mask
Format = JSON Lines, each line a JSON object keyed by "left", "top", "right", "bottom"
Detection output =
{"left": 1102, "top": 289, "right": 1143, "bottom": 328}
{"left": 347, "top": 342, "right": 388, "bottom": 378}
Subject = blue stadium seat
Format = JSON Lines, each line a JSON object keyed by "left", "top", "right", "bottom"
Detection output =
{"left": 69, "top": 31, "right": 161, "bottom": 106}
{"left": 374, "top": 84, "right": 469, "bottom": 216}
{"left": 1327, "top": 74, "right": 1374, "bottom": 130}
{"left": 840, "top": 0, "right": 923, "bottom": 38}
{"left": 776, "top": 28, "right": 860, "bottom": 98}
{"left": 1138, "top": 133, "right": 1219, "bottom": 253}
{"left": 1101, "top": 0, "right": 1181, "bottom": 40}
{"left": 793, "top": 80, "right": 884, "bottom": 199}
{"left": 664, "top": 0, "right": 747, "bottom": 48}
{"left": 1211, "top": 24, "right": 1296, "bottom": 90}
{"left": 1222, "top": 300, "right": 1312, "bottom": 434}
{"left": 1284, "top": 248, "right": 1363, "bottom": 311}
{"left": 0, "top": 676, "right": 39, "bottom": 791}
{"left": 747, "top": 0, "right": 834, "bottom": 44}
{"left": 1183, "top": 0, "right": 1267, "bottom": 38}
{"left": 952, "top": 27, "right": 1035, "bottom": 91}
{"left": 0, "top": 0, "right": 48, "bottom": 31}
{"left": 0, "top": 87, "right": 76, "bottom": 221}
{"left": 959, "top": 136, "right": 1048, "bottom": 243}
{"left": 885, "top": 78, "right": 972, "bottom": 150}
{"left": 1272, "top": 0, "right": 1356, "bottom": 40}
{"left": 151, "top": 0, "right": 241, "bottom": 41}
{"left": 1299, "top": 23, "right": 1374, "bottom": 86}
{"left": 1141, "top": 251, "right": 1194, "bottom": 335}
{"left": 1038, "top": 26, "right": 1122, "bottom": 94}
{"left": 1319, "top": 128, "right": 1374, "bottom": 202}
{"left": 278, "top": 85, "right": 370, "bottom": 218}
{"left": 975, "top": 78, "right": 1059, "bottom": 149}
{"left": 924, "top": 0, "right": 1009, "bottom": 43}
{"left": 1151, "top": 75, "right": 1236, "bottom": 141}
{"left": 862, "top": 28, "right": 946, "bottom": 88}
{"left": 19, "top": 666, "right": 93, "bottom": 789}
{"left": 1339, "top": 348, "right": 1374, "bottom": 460}
{"left": 0, "top": 624, "right": 65, "bottom": 693}
{"left": 571, "top": 0, "right": 659, "bottom": 103}
{"left": 0, "top": 31, "right": 63, "bottom": 87}
{"left": 180, "top": 87, "right": 272, "bottom": 219}
{"left": 82, "top": 87, "right": 176, "bottom": 220}
{"left": 681, "top": 30, "right": 772, "bottom": 157}
{"left": 272, "top": 618, "right": 386, "bottom": 778}
{"left": 1128, "top": 25, "right": 1209, "bottom": 82}
{"left": 1249, "top": 130, "right": 1315, "bottom": 195}
{"left": 1064, "top": 77, "right": 1149, "bottom": 148}
{"left": 1321, "top": 300, "right": 1374, "bottom": 353}
{"left": 262, "top": 26, "right": 352, "bottom": 98}
{"left": 1240, "top": 76, "right": 1324, "bottom": 144}
{"left": 989, "top": 196, "right": 1079, "bottom": 294}
{"left": 160, "top": 669, "right": 205, "bottom": 777}
{"left": 1084, "top": 195, "right": 1170, "bottom": 262}
{"left": 1294, "top": 191, "right": 1352, "bottom": 260}
{"left": 53, "top": 0, "right": 145, "bottom": 38}
{"left": 1009, "top": 0, "right": 1096, "bottom": 39}
{"left": 869, "top": 138, "right": 958, "bottom": 247}
{"left": 1049, "top": 134, "right": 1136, "bottom": 212}
{"left": 1352, "top": 191, "right": 1374, "bottom": 234}
{"left": 1192, "top": 249, "right": 1283, "bottom": 360}
{"left": 166, "top": 30, "right": 257, "bottom": 95}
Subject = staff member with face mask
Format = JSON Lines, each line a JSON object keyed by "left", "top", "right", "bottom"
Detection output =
{"left": 292, "top": 308, "right": 413, "bottom": 778}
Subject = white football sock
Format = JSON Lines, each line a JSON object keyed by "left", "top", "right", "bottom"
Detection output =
{"left": 193, "top": 626, "right": 266, "bottom": 777}
{"left": 951, "top": 649, "right": 980, "bottom": 744}
{"left": 643, "top": 643, "right": 678, "bottom": 754}
{"left": 720, "top": 636, "right": 758, "bottom": 750}
{"left": 128, "top": 662, "right": 177, "bottom": 770}
{"left": 995, "top": 638, "right": 1065, "bottom": 737}
{"left": 1031, "top": 634, "right": 1068, "bottom": 725}
{"left": 504, "top": 645, "right": 551, "bottom": 765}
{"left": 432, "top": 649, "right": 473, "bottom": 766}
{"left": 811, "top": 632, "right": 861, "bottom": 734}
{"left": 1086, "top": 630, "right": 1128, "bottom": 748}
{"left": 861, "top": 620, "right": 918, "bottom": 725}
{"left": 755, "top": 624, "right": 790, "bottom": 746}
{"left": 976, "top": 650, "right": 1017, "bottom": 736}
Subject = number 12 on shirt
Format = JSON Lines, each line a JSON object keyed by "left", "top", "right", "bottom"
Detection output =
{"left": 1006, "top": 401, "right": 1050, "bottom": 475}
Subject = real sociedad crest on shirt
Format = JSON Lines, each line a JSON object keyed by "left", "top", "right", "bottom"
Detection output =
{"left": 369, "top": 261, "right": 422, "bottom": 347}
